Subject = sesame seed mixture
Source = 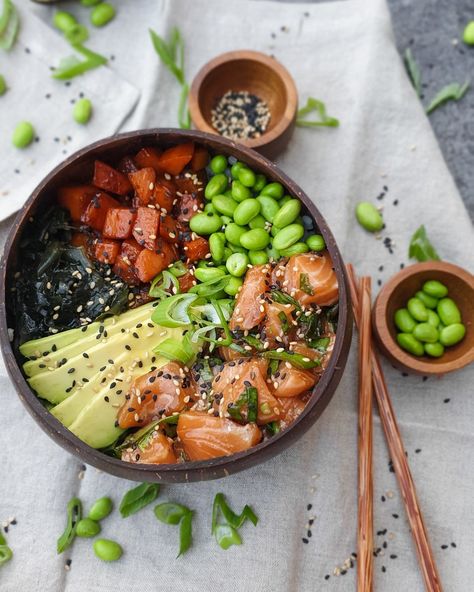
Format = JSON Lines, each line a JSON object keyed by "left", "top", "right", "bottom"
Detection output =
{"left": 211, "top": 90, "right": 271, "bottom": 140}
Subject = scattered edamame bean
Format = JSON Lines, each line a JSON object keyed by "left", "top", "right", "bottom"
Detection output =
{"left": 239, "top": 228, "right": 271, "bottom": 250}
{"left": 205, "top": 174, "right": 228, "bottom": 199}
{"left": 225, "top": 222, "right": 247, "bottom": 246}
{"left": 210, "top": 155, "right": 227, "bottom": 174}
{"left": 261, "top": 182, "right": 284, "bottom": 199}
{"left": 231, "top": 180, "right": 252, "bottom": 202}
{"left": 195, "top": 267, "right": 226, "bottom": 282}
{"left": 93, "top": 539, "right": 123, "bottom": 562}
{"left": 437, "top": 297, "right": 461, "bottom": 326}
{"left": 422, "top": 280, "right": 448, "bottom": 299}
{"left": 224, "top": 276, "right": 243, "bottom": 296}
{"left": 355, "top": 202, "right": 384, "bottom": 232}
{"left": 76, "top": 518, "right": 101, "bottom": 538}
{"left": 238, "top": 167, "right": 256, "bottom": 188}
{"left": 53, "top": 11, "right": 77, "bottom": 33}
{"left": 226, "top": 252, "right": 249, "bottom": 277}
{"left": 279, "top": 242, "right": 309, "bottom": 257}
{"left": 272, "top": 224, "right": 305, "bottom": 251}
{"left": 463, "top": 21, "right": 474, "bottom": 45}
{"left": 88, "top": 497, "right": 113, "bottom": 521}
{"left": 209, "top": 232, "right": 225, "bottom": 263}
{"left": 394, "top": 308, "right": 417, "bottom": 333}
{"left": 256, "top": 195, "right": 280, "bottom": 222}
{"left": 415, "top": 290, "right": 438, "bottom": 309}
{"left": 189, "top": 212, "right": 223, "bottom": 235}
{"left": 212, "top": 194, "right": 238, "bottom": 217}
{"left": 234, "top": 199, "right": 261, "bottom": 226}
{"left": 426, "top": 309, "right": 440, "bottom": 328}
{"left": 397, "top": 333, "right": 424, "bottom": 356}
{"left": 413, "top": 323, "right": 439, "bottom": 343}
{"left": 73, "top": 98, "right": 92, "bottom": 125}
{"left": 306, "top": 234, "right": 326, "bottom": 252}
{"left": 407, "top": 297, "right": 429, "bottom": 322}
{"left": 424, "top": 342, "right": 445, "bottom": 358}
{"left": 249, "top": 214, "right": 266, "bottom": 229}
{"left": 439, "top": 323, "right": 466, "bottom": 347}
{"left": 0, "top": 74, "right": 7, "bottom": 96}
{"left": 12, "top": 121, "right": 35, "bottom": 149}
{"left": 81, "top": 0, "right": 101, "bottom": 5}
{"left": 253, "top": 174, "right": 266, "bottom": 193}
{"left": 248, "top": 250, "right": 269, "bottom": 265}
{"left": 272, "top": 199, "right": 301, "bottom": 228}
{"left": 90, "top": 2, "right": 116, "bottom": 27}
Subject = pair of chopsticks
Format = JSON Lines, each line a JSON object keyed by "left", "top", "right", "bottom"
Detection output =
{"left": 347, "top": 264, "right": 443, "bottom": 592}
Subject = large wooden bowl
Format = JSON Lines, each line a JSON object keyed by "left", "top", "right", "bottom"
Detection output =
{"left": 373, "top": 261, "right": 474, "bottom": 376}
{"left": 0, "top": 129, "right": 352, "bottom": 483}
{"left": 189, "top": 50, "right": 298, "bottom": 159}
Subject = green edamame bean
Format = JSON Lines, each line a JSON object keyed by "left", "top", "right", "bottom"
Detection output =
{"left": 212, "top": 194, "right": 238, "bottom": 217}
{"left": 205, "top": 174, "right": 228, "bottom": 200}
{"left": 12, "top": 121, "right": 35, "bottom": 149}
{"left": 426, "top": 309, "right": 440, "bottom": 328}
{"left": 209, "top": 232, "right": 225, "bottom": 263}
{"left": 439, "top": 323, "right": 466, "bottom": 347}
{"left": 88, "top": 497, "right": 113, "bottom": 521}
{"left": 306, "top": 234, "right": 326, "bottom": 252}
{"left": 355, "top": 202, "right": 384, "bottom": 232}
{"left": 93, "top": 539, "right": 123, "bottom": 562}
{"left": 415, "top": 290, "right": 438, "bottom": 309}
{"left": 422, "top": 280, "right": 448, "bottom": 299}
{"left": 424, "top": 342, "right": 444, "bottom": 358}
{"left": 76, "top": 518, "right": 101, "bottom": 538}
{"left": 397, "top": 333, "right": 424, "bottom": 356}
{"left": 238, "top": 167, "right": 256, "bottom": 188}
{"left": 228, "top": 243, "right": 246, "bottom": 254}
{"left": 234, "top": 199, "right": 261, "bottom": 226}
{"left": 253, "top": 174, "right": 266, "bottom": 193}
{"left": 224, "top": 276, "right": 243, "bottom": 296}
{"left": 231, "top": 180, "right": 252, "bottom": 202}
{"left": 394, "top": 308, "right": 416, "bottom": 333}
{"left": 73, "top": 98, "right": 92, "bottom": 125}
{"left": 271, "top": 225, "right": 282, "bottom": 237}
{"left": 53, "top": 11, "right": 78, "bottom": 33}
{"left": 272, "top": 224, "right": 305, "bottom": 251}
{"left": 226, "top": 253, "right": 249, "bottom": 277}
{"left": 266, "top": 246, "right": 280, "bottom": 261}
{"left": 463, "top": 21, "right": 474, "bottom": 46}
{"left": 204, "top": 202, "right": 217, "bottom": 214}
{"left": 221, "top": 215, "right": 232, "bottom": 225}
{"left": 65, "top": 24, "right": 89, "bottom": 44}
{"left": 0, "top": 74, "right": 7, "bottom": 96}
{"left": 189, "top": 212, "right": 223, "bottom": 235}
{"left": 231, "top": 161, "right": 244, "bottom": 179}
{"left": 248, "top": 250, "right": 269, "bottom": 265}
{"left": 210, "top": 155, "right": 227, "bottom": 174}
{"left": 437, "top": 298, "right": 461, "bottom": 326}
{"left": 197, "top": 260, "right": 212, "bottom": 269}
{"left": 249, "top": 214, "right": 266, "bottom": 229}
{"left": 90, "top": 2, "right": 116, "bottom": 27}
{"left": 257, "top": 195, "right": 280, "bottom": 222}
{"left": 225, "top": 223, "right": 247, "bottom": 246}
{"left": 413, "top": 323, "right": 439, "bottom": 343}
{"left": 279, "top": 195, "right": 292, "bottom": 206}
{"left": 261, "top": 182, "right": 284, "bottom": 199}
{"left": 81, "top": 0, "right": 101, "bottom": 5}
{"left": 240, "top": 228, "right": 271, "bottom": 250}
{"left": 407, "top": 297, "right": 429, "bottom": 322}
{"left": 223, "top": 246, "right": 232, "bottom": 260}
{"left": 273, "top": 199, "right": 301, "bottom": 228}
{"left": 217, "top": 265, "right": 227, "bottom": 273}
{"left": 195, "top": 267, "right": 226, "bottom": 282}
{"left": 279, "top": 242, "right": 309, "bottom": 257}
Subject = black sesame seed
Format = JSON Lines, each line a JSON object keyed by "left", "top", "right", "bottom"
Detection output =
{"left": 307, "top": 504, "right": 312, "bottom": 511}
{"left": 392, "top": 514, "right": 399, "bottom": 519}
{"left": 381, "top": 566, "right": 386, "bottom": 573}
{"left": 104, "top": 396, "right": 109, "bottom": 402}
{"left": 441, "top": 544, "right": 448, "bottom": 550}
{"left": 68, "top": 368, "right": 75, "bottom": 374}
{"left": 302, "top": 538, "right": 309, "bottom": 544}
{"left": 390, "top": 554, "right": 397, "bottom": 559}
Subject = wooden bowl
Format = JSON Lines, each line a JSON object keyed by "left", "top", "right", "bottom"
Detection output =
{"left": 189, "top": 50, "right": 298, "bottom": 159}
{"left": 373, "top": 261, "right": 474, "bottom": 376}
{"left": 0, "top": 128, "right": 352, "bottom": 483}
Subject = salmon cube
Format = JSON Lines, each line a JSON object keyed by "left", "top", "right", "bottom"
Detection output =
{"left": 102, "top": 208, "right": 136, "bottom": 240}
{"left": 80, "top": 192, "right": 121, "bottom": 232}
{"left": 133, "top": 207, "right": 160, "bottom": 251}
{"left": 128, "top": 167, "right": 156, "bottom": 206}
{"left": 93, "top": 239, "right": 120, "bottom": 265}
{"left": 135, "top": 240, "right": 177, "bottom": 283}
{"left": 134, "top": 147, "right": 163, "bottom": 171}
{"left": 176, "top": 194, "right": 203, "bottom": 222}
{"left": 184, "top": 237, "right": 209, "bottom": 263}
{"left": 120, "top": 239, "right": 142, "bottom": 264}
{"left": 157, "top": 142, "right": 194, "bottom": 176}
{"left": 93, "top": 160, "right": 133, "bottom": 195}
{"left": 190, "top": 145, "right": 209, "bottom": 171}
{"left": 113, "top": 254, "right": 140, "bottom": 285}
{"left": 159, "top": 215, "right": 179, "bottom": 243}
{"left": 58, "top": 185, "right": 97, "bottom": 222}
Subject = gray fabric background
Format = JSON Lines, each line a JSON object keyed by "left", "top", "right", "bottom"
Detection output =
{"left": 1, "top": 0, "right": 473, "bottom": 591}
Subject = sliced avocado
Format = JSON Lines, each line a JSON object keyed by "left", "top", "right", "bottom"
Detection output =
{"left": 22, "top": 301, "right": 157, "bottom": 377}
{"left": 20, "top": 322, "right": 99, "bottom": 360}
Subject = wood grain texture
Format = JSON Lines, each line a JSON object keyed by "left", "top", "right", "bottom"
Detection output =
{"left": 347, "top": 263, "right": 443, "bottom": 592}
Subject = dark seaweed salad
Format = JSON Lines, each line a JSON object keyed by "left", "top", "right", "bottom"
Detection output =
{"left": 11, "top": 207, "right": 129, "bottom": 346}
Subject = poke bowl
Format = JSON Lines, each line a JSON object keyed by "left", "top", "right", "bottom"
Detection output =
{"left": 0, "top": 129, "right": 352, "bottom": 483}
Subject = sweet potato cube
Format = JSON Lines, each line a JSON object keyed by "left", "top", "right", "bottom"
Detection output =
{"left": 80, "top": 192, "right": 121, "bottom": 232}
{"left": 157, "top": 142, "right": 194, "bottom": 176}
{"left": 93, "top": 160, "right": 133, "bottom": 196}
{"left": 128, "top": 167, "right": 156, "bottom": 206}
{"left": 102, "top": 208, "right": 136, "bottom": 240}
{"left": 190, "top": 146, "right": 209, "bottom": 171}
{"left": 134, "top": 147, "right": 163, "bottom": 171}
{"left": 120, "top": 239, "right": 143, "bottom": 264}
{"left": 94, "top": 239, "right": 120, "bottom": 265}
{"left": 135, "top": 240, "right": 177, "bottom": 283}
{"left": 184, "top": 237, "right": 210, "bottom": 263}
{"left": 132, "top": 207, "right": 160, "bottom": 251}
{"left": 58, "top": 185, "right": 97, "bottom": 222}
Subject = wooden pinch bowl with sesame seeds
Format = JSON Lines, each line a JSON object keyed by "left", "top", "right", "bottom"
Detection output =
{"left": 0, "top": 129, "right": 352, "bottom": 483}
{"left": 373, "top": 261, "right": 474, "bottom": 376}
{"left": 189, "top": 50, "right": 298, "bottom": 159}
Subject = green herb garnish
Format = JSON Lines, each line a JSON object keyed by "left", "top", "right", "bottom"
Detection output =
{"left": 154, "top": 502, "right": 194, "bottom": 556}
{"left": 299, "top": 273, "right": 314, "bottom": 295}
{"left": 271, "top": 290, "right": 301, "bottom": 310}
{"left": 408, "top": 225, "right": 440, "bottom": 262}
{"left": 266, "top": 421, "right": 281, "bottom": 436}
{"left": 426, "top": 81, "right": 470, "bottom": 114}
{"left": 119, "top": 483, "right": 160, "bottom": 518}
{"left": 52, "top": 44, "right": 107, "bottom": 80}
{"left": 227, "top": 386, "right": 258, "bottom": 423}
{"left": 277, "top": 311, "right": 290, "bottom": 334}
{"left": 296, "top": 97, "right": 339, "bottom": 128}
{"left": 212, "top": 493, "right": 258, "bottom": 550}
{"left": 57, "top": 497, "right": 82, "bottom": 554}
{"left": 404, "top": 48, "right": 422, "bottom": 97}
{"left": 0, "top": 529, "right": 12, "bottom": 567}
{"left": 262, "top": 350, "right": 320, "bottom": 369}
{"left": 311, "top": 336, "right": 330, "bottom": 352}
{"left": 0, "top": 0, "right": 20, "bottom": 51}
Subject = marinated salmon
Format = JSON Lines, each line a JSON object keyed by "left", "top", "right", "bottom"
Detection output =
{"left": 229, "top": 264, "right": 271, "bottom": 331}
{"left": 122, "top": 431, "right": 177, "bottom": 464}
{"left": 283, "top": 252, "right": 338, "bottom": 307}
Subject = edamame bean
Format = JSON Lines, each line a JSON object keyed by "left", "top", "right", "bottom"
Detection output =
{"left": 231, "top": 180, "right": 252, "bottom": 202}
{"left": 424, "top": 342, "right": 444, "bottom": 358}
{"left": 234, "top": 199, "right": 260, "bottom": 226}
{"left": 221, "top": 215, "right": 232, "bottom": 225}
{"left": 0, "top": 74, "right": 7, "bottom": 96}
{"left": 394, "top": 308, "right": 416, "bottom": 333}
{"left": 76, "top": 518, "right": 101, "bottom": 538}
{"left": 12, "top": 121, "right": 35, "bottom": 149}
{"left": 249, "top": 214, "right": 266, "bottom": 229}
{"left": 240, "top": 228, "right": 270, "bottom": 250}
{"left": 413, "top": 323, "right": 439, "bottom": 343}
{"left": 66, "top": 24, "right": 89, "bottom": 44}
{"left": 53, "top": 11, "right": 77, "bottom": 33}
{"left": 73, "top": 98, "right": 92, "bottom": 125}
{"left": 225, "top": 223, "right": 247, "bottom": 246}
{"left": 210, "top": 155, "right": 227, "bottom": 174}
{"left": 437, "top": 298, "right": 461, "bottom": 326}
{"left": 90, "top": 2, "right": 116, "bottom": 27}
{"left": 415, "top": 290, "right": 438, "bottom": 309}
{"left": 426, "top": 309, "right": 440, "bottom": 328}
{"left": 224, "top": 276, "right": 243, "bottom": 296}
{"left": 81, "top": 0, "right": 101, "bottom": 5}
{"left": 397, "top": 333, "right": 424, "bottom": 356}
{"left": 189, "top": 212, "right": 223, "bottom": 235}
{"left": 439, "top": 323, "right": 466, "bottom": 346}
{"left": 256, "top": 195, "right": 280, "bottom": 222}
{"left": 271, "top": 225, "right": 282, "bottom": 237}
{"left": 195, "top": 267, "right": 226, "bottom": 282}
{"left": 228, "top": 243, "right": 246, "bottom": 254}
{"left": 272, "top": 224, "right": 305, "bottom": 251}
{"left": 248, "top": 250, "right": 269, "bottom": 265}
{"left": 205, "top": 174, "right": 228, "bottom": 199}
{"left": 306, "top": 234, "right": 326, "bottom": 252}
{"left": 209, "top": 232, "right": 225, "bottom": 263}
{"left": 261, "top": 182, "right": 284, "bottom": 199}
{"left": 223, "top": 246, "right": 232, "bottom": 260}
{"left": 266, "top": 246, "right": 281, "bottom": 261}
{"left": 279, "top": 242, "right": 309, "bottom": 257}
{"left": 279, "top": 195, "right": 292, "bottom": 206}
{"left": 463, "top": 21, "right": 474, "bottom": 45}
{"left": 204, "top": 202, "right": 217, "bottom": 214}
{"left": 93, "top": 539, "right": 123, "bottom": 562}
{"left": 422, "top": 280, "right": 448, "bottom": 299}
{"left": 238, "top": 167, "right": 256, "bottom": 187}
{"left": 355, "top": 202, "right": 384, "bottom": 232}
{"left": 231, "top": 161, "right": 244, "bottom": 179}
{"left": 88, "top": 497, "right": 113, "bottom": 521}
{"left": 253, "top": 174, "right": 266, "bottom": 193}
{"left": 212, "top": 194, "right": 238, "bottom": 217}
{"left": 273, "top": 199, "right": 301, "bottom": 228}
{"left": 407, "top": 297, "right": 429, "bottom": 322}
{"left": 226, "top": 252, "right": 249, "bottom": 277}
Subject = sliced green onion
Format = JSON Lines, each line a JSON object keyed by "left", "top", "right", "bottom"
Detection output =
{"left": 151, "top": 293, "right": 197, "bottom": 327}
{"left": 149, "top": 270, "right": 180, "bottom": 299}
{"left": 261, "top": 350, "right": 320, "bottom": 369}
{"left": 52, "top": 44, "right": 107, "bottom": 80}
{"left": 153, "top": 332, "right": 198, "bottom": 365}
{"left": 189, "top": 275, "right": 231, "bottom": 298}
{"left": 211, "top": 493, "right": 258, "bottom": 550}
{"left": 0, "top": 0, "right": 19, "bottom": 51}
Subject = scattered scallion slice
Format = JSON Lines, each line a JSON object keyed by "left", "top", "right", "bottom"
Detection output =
{"left": 57, "top": 497, "right": 82, "bottom": 554}
{"left": 0, "top": 0, "right": 19, "bottom": 51}
{"left": 119, "top": 483, "right": 160, "bottom": 518}
{"left": 212, "top": 493, "right": 258, "bottom": 550}
{"left": 52, "top": 44, "right": 107, "bottom": 80}
{"left": 0, "top": 529, "right": 12, "bottom": 567}
{"left": 408, "top": 225, "right": 440, "bottom": 262}
{"left": 154, "top": 502, "right": 194, "bottom": 557}
{"left": 426, "top": 81, "right": 470, "bottom": 114}
{"left": 404, "top": 48, "right": 422, "bottom": 97}
{"left": 296, "top": 97, "right": 339, "bottom": 128}
{"left": 261, "top": 350, "right": 320, "bottom": 369}
{"left": 153, "top": 331, "right": 198, "bottom": 365}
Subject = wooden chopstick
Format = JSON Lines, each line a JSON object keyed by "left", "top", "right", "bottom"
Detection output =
{"left": 346, "top": 264, "right": 443, "bottom": 592}
{"left": 357, "top": 277, "right": 374, "bottom": 592}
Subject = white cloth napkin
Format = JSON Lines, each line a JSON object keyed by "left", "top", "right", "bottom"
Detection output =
{"left": 1, "top": 0, "right": 473, "bottom": 591}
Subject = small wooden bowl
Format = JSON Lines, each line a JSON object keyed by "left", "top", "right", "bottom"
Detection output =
{"left": 373, "top": 261, "right": 474, "bottom": 376}
{"left": 189, "top": 50, "right": 298, "bottom": 159}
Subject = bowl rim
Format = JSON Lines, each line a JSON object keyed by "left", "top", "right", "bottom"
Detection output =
{"left": 373, "top": 260, "right": 474, "bottom": 375}
{"left": 0, "top": 128, "right": 352, "bottom": 482}
{"left": 188, "top": 49, "right": 298, "bottom": 150}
